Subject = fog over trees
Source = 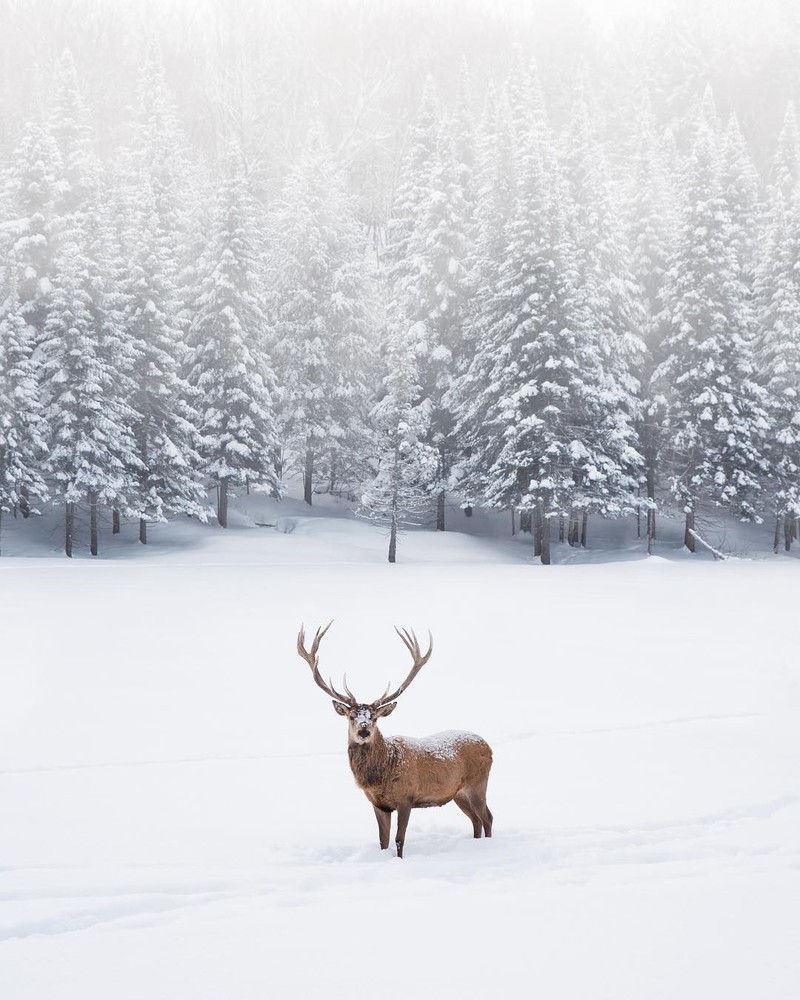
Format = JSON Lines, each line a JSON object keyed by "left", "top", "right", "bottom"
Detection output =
{"left": 2, "top": 0, "right": 800, "bottom": 561}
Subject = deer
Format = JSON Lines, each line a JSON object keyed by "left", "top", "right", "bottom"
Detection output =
{"left": 296, "top": 622, "right": 493, "bottom": 858}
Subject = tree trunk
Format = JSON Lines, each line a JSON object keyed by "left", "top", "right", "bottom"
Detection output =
{"left": 532, "top": 506, "right": 542, "bottom": 557}
{"left": 303, "top": 449, "right": 314, "bottom": 506}
{"left": 540, "top": 513, "right": 551, "bottom": 565}
{"left": 520, "top": 509, "right": 531, "bottom": 534}
{"left": 139, "top": 517, "right": 147, "bottom": 544}
{"left": 328, "top": 453, "right": 338, "bottom": 496}
{"left": 581, "top": 510, "right": 588, "bottom": 548}
{"left": 646, "top": 464, "right": 656, "bottom": 541}
{"left": 436, "top": 490, "right": 445, "bottom": 531}
{"left": 0, "top": 507, "right": 3, "bottom": 556}
{"left": 636, "top": 487, "right": 641, "bottom": 538}
{"left": 388, "top": 512, "right": 397, "bottom": 563}
{"left": 684, "top": 508, "right": 696, "bottom": 552}
{"left": 774, "top": 513, "right": 782, "bottom": 554}
{"left": 436, "top": 444, "right": 447, "bottom": 531}
{"left": 89, "top": 491, "right": 98, "bottom": 556}
{"left": 568, "top": 509, "right": 579, "bottom": 546}
{"left": 112, "top": 509, "right": 120, "bottom": 534}
{"left": 785, "top": 514, "right": 793, "bottom": 552}
{"left": 19, "top": 485, "right": 30, "bottom": 518}
{"left": 65, "top": 502, "right": 74, "bottom": 558}
{"left": 511, "top": 508, "right": 516, "bottom": 536}
{"left": 218, "top": 477, "right": 229, "bottom": 528}
{"left": 558, "top": 514, "right": 565, "bottom": 543}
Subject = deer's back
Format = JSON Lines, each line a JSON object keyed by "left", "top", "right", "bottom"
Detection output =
{"left": 388, "top": 730, "right": 492, "bottom": 806}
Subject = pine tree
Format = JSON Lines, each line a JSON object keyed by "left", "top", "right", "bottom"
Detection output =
{"left": 469, "top": 87, "right": 517, "bottom": 348}
{"left": 754, "top": 190, "right": 800, "bottom": 547}
{"left": 0, "top": 120, "right": 61, "bottom": 520}
{"left": 0, "top": 272, "right": 48, "bottom": 549}
{"left": 383, "top": 76, "right": 439, "bottom": 284}
{"left": 186, "top": 143, "right": 280, "bottom": 527}
{"left": 359, "top": 322, "right": 438, "bottom": 563}
{"left": 49, "top": 50, "right": 97, "bottom": 244}
{"left": 453, "top": 59, "right": 477, "bottom": 225}
{"left": 654, "top": 118, "right": 769, "bottom": 547}
{"left": 561, "top": 80, "right": 644, "bottom": 535}
{"left": 271, "top": 122, "right": 375, "bottom": 506}
{"left": 455, "top": 140, "right": 572, "bottom": 561}
{"left": 2, "top": 121, "right": 62, "bottom": 348}
{"left": 720, "top": 113, "right": 761, "bottom": 286}
{"left": 769, "top": 101, "right": 800, "bottom": 204}
{"left": 455, "top": 119, "right": 634, "bottom": 563}
{"left": 384, "top": 82, "right": 472, "bottom": 530}
{"left": 130, "top": 40, "right": 197, "bottom": 317}
{"left": 41, "top": 233, "right": 139, "bottom": 557}
{"left": 124, "top": 175, "right": 207, "bottom": 541}
{"left": 627, "top": 95, "right": 678, "bottom": 547}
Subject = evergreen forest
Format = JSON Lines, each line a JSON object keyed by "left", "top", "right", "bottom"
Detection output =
{"left": 2, "top": 0, "right": 800, "bottom": 561}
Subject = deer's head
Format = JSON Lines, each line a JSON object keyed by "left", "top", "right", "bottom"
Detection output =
{"left": 296, "top": 622, "right": 433, "bottom": 745}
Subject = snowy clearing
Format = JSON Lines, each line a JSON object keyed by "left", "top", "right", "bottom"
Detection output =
{"left": 1, "top": 506, "right": 798, "bottom": 999}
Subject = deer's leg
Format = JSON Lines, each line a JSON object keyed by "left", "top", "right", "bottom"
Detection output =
{"left": 395, "top": 803, "right": 412, "bottom": 859}
{"left": 468, "top": 778, "right": 493, "bottom": 837}
{"left": 373, "top": 805, "right": 391, "bottom": 850}
{"left": 454, "top": 793, "right": 482, "bottom": 838}
{"left": 480, "top": 801, "right": 493, "bottom": 838}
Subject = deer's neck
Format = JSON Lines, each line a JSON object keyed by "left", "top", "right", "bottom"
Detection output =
{"left": 348, "top": 728, "right": 394, "bottom": 789}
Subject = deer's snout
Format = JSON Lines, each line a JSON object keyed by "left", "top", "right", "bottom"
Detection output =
{"left": 357, "top": 726, "right": 371, "bottom": 740}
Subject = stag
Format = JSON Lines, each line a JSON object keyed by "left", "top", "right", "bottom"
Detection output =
{"left": 296, "top": 622, "right": 493, "bottom": 858}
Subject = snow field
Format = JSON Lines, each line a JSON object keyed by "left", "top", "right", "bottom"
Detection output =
{"left": 0, "top": 516, "right": 798, "bottom": 998}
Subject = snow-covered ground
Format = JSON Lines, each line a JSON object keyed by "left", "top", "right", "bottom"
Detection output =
{"left": 1, "top": 499, "right": 798, "bottom": 998}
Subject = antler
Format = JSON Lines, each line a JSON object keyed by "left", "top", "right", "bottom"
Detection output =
{"left": 297, "top": 622, "right": 355, "bottom": 706}
{"left": 373, "top": 627, "right": 433, "bottom": 707}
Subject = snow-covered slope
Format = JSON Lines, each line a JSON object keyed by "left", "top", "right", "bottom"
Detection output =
{"left": 0, "top": 500, "right": 798, "bottom": 998}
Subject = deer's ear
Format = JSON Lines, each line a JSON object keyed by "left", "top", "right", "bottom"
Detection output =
{"left": 375, "top": 701, "right": 397, "bottom": 718}
{"left": 333, "top": 701, "right": 349, "bottom": 716}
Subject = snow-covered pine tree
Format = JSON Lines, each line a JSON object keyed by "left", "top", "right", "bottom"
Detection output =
{"left": 654, "top": 115, "right": 769, "bottom": 548}
{"left": 769, "top": 101, "right": 800, "bottom": 205}
{"left": 383, "top": 76, "right": 439, "bottom": 290}
{"left": 130, "top": 39, "right": 199, "bottom": 332}
{"left": 469, "top": 86, "right": 517, "bottom": 342}
{"left": 626, "top": 94, "right": 678, "bottom": 547}
{"left": 2, "top": 121, "right": 62, "bottom": 351}
{"left": 123, "top": 174, "right": 207, "bottom": 541}
{"left": 270, "top": 121, "right": 375, "bottom": 505}
{"left": 461, "top": 89, "right": 518, "bottom": 478}
{"left": 454, "top": 115, "right": 620, "bottom": 564}
{"left": 186, "top": 142, "right": 280, "bottom": 527}
{"left": 560, "top": 78, "right": 644, "bottom": 539}
{"left": 0, "top": 270, "right": 48, "bottom": 549}
{"left": 49, "top": 50, "right": 97, "bottom": 245}
{"left": 41, "top": 231, "right": 139, "bottom": 557}
{"left": 359, "top": 322, "right": 437, "bottom": 563}
{"left": 753, "top": 104, "right": 800, "bottom": 550}
{"left": 384, "top": 82, "right": 472, "bottom": 531}
{"left": 0, "top": 120, "right": 61, "bottom": 519}
{"left": 502, "top": 47, "right": 538, "bottom": 142}
{"left": 754, "top": 189, "right": 800, "bottom": 549}
{"left": 453, "top": 59, "right": 477, "bottom": 231}
{"left": 720, "top": 113, "right": 761, "bottom": 287}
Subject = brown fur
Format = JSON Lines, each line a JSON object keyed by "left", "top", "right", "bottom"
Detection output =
{"left": 346, "top": 725, "right": 493, "bottom": 857}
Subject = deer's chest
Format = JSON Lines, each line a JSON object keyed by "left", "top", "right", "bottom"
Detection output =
{"left": 348, "top": 743, "right": 400, "bottom": 798}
